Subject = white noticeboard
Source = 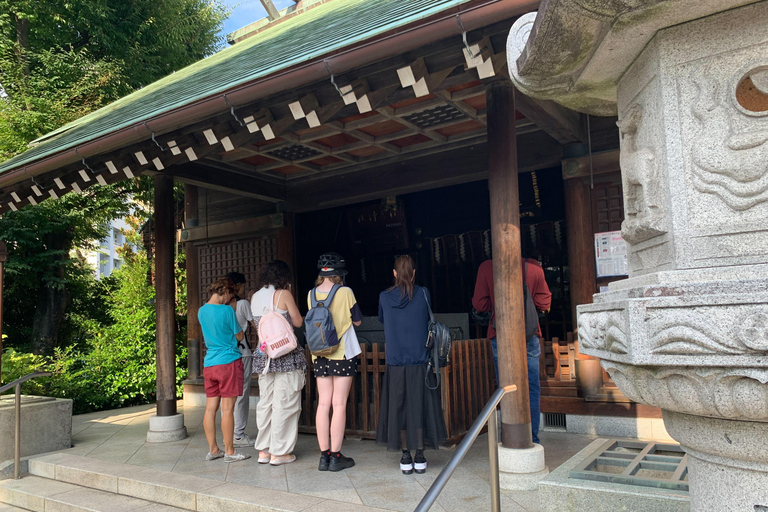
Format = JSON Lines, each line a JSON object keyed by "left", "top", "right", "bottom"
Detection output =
{"left": 594, "top": 231, "right": 628, "bottom": 278}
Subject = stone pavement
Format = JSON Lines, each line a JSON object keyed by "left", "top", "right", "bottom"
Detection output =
{"left": 43, "top": 403, "right": 598, "bottom": 511}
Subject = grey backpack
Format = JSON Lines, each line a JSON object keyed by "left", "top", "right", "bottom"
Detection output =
{"left": 305, "top": 284, "right": 341, "bottom": 357}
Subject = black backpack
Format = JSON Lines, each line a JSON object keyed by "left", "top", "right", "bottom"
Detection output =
{"left": 523, "top": 261, "right": 539, "bottom": 340}
{"left": 423, "top": 288, "right": 452, "bottom": 390}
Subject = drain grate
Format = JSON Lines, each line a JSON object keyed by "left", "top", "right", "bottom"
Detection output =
{"left": 543, "top": 412, "right": 566, "bottom": 429}
{"left": 570, "top": 439, "right": 689, "bottom": 492}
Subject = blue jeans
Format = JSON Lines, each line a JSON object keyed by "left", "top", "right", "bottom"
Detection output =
{"left": 491, "top": 335, "right": 541, "bottom": 444}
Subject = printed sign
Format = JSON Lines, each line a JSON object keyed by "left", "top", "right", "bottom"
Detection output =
{"left": 594, "top": 231, "right": 628, "bottom": 277}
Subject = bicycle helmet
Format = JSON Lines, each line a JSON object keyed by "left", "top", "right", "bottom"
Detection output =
{"left": 317, "top": 252, "right": 348, "bottom": 277}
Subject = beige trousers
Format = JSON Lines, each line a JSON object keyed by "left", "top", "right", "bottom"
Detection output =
{"left": 255, "top": 370, "right": 305, "bottom": 456}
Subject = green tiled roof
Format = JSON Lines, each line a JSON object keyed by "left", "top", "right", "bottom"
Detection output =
{"left": 0, "top": 0, "right": 473, "bottom": 175}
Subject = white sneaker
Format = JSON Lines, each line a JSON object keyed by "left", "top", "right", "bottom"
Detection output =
{"left": 205, "top": 449, "right": 225, "bottom": 461}
{"left": 234, "top": 434, "right": 254, "bottom": 447}
{"left": 223, "top": 451, "right": 251, "bottom": 463}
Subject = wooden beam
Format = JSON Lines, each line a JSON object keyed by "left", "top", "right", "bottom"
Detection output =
{"left": 287, "top": 130, "right": 563, "bottom": 210}
{"left": 514, "top": 89, "right": 585, "bottom": 145}
{"left": 561, "top": 149, "right": 619, "bottom": 179}
{"left": 164, "top": 163, "right": 286, "bottom": 203}
{"left": 178, "top": 213, "right": 286, "bottom": 243}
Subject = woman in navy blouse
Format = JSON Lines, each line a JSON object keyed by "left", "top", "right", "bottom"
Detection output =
{"left": 376, "top": 255, "right": 446, "bottom": 475}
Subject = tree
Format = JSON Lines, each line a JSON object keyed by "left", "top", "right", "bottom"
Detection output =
{"left": 0, "top": 184, "right": 134, "bottom": 354}
{"left": 0, "top": 0, "right": 229, "bottom": 158}
{"left": 0, "top": 0, "right": 228, "bottom": 353}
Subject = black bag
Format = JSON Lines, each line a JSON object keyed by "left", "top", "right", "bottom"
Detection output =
{"left": 523, "top": 261, "right": 539, "bottom": 340}
{"left": 423, "top": 288, "right": 452, "bottom": 390}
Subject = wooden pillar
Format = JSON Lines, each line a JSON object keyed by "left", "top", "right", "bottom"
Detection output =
{"left": 155, "top": 175, "right": 177, "bottom": 416}
{"left": 184, "top": 184, "right": 202, "bottom": 381}
{"left": 564, "top": 177, "right": 596, "bottom": 326}
{"left": 487, "top": 81, "right": 532, "bottom": 449}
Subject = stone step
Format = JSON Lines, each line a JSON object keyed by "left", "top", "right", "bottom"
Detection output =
{"left": 18, "top": 453, "right": 388, "bottom": 512}
{"left": 0, "top": 475, "right": 187, "bottom": 512}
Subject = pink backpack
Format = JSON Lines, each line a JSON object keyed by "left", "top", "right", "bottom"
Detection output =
{"left": 256, "top": 290, "right": 297, "bottom": 374}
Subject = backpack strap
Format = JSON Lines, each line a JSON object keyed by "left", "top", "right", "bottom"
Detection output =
{"left": 315, "top": 283, "right": 341, "bottom": 308}
{"left": 273, "top": 289, "right": 283, "bottom": 312}
{"left": 422, "top": 288, "right": 435, "bottom": 323}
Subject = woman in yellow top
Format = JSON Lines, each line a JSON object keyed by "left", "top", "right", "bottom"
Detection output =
{"left": 308, "top": 252, "right": 362, "bottom": 472}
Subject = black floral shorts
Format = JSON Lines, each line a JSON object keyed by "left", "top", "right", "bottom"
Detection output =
{"left": 313, "top": 357, "right": 357, "bottom": 377}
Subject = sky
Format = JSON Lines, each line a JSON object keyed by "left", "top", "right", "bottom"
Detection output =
{"left": 219, "top": 0, "right": 297, "bottom": 40}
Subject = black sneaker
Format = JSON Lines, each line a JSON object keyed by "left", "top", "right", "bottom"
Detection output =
{"left": 328, "top": 451, "right": 355, "bottom": 472}
{"left": 400, "top": 451, "right": 414, "bottom": 475}
{"left": 318, "top": 450, "right": 331, "bottom": 471}
{"left": 414, "top": 450, "right": 427, "bottom": 474}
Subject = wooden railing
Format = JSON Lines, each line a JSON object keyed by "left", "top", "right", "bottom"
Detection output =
{"left": 298, "top": 339, "right": 496, "bottom": 445}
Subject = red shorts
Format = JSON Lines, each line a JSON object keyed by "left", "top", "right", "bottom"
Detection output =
{"left": 203, "top": 359, "right": 244, "bottom": 398}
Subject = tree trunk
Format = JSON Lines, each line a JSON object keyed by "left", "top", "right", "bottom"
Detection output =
{"left": 13, "top": 14, "right": 30, "bottom": 78}
{"left": 30, "top": 231, "right": 71, "bottom": 355}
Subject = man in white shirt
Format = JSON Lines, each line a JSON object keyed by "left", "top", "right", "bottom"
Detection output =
{"left": 226, "top": 272, "right": 256, "bottom": 447}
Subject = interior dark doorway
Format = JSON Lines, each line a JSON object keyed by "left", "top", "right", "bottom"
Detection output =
{"left": 294, "top": 166, "right": 572, "bottom": 340}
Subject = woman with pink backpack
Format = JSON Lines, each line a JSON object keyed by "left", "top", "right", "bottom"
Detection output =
{"left": 250, "top": 260, "right": 306, "bottom": 466}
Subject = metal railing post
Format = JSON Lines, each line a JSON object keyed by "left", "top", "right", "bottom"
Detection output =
{"left": 0, "top": 371, "right": 52, "bottom": 479}
{"left": 414, "top": 384, "right": 516, "bottom": 512}
{"left": 14, "top": 382, "right": 21, "bottom": 479}
{"left": 488, "top": 408, "right": 500, "bottom": 512}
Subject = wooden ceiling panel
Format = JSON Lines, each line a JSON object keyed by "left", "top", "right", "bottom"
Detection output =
{"left": 346, "top": 146, "right": 386, "bottom": 157}
{"left": 253, "top": 137, "right": 283, "bottom": 147}
{"left": 338, "top": 111, "right": 379, "bottom": 124}
{"left": 447, "top": 81, "right": 482, "bottom": 93}
{"left": 295, "top": 125, "right": 332, "bottom": 137}
{"left": 273, "top": 165, "right": 306, "bottom": 175}
{"left": 462, "top": 94, "right": 487, "bottom": 111}
{"left": 308, "top": 155, "right": 344, "bottom": 166}
{"left": 358, "top": 119, "right": 407, "bottom": 137}
{"left": 435, "top": 119, "right": 485, "bottom": 137}
{"left": 314, "top": 132, "right": 359, "bottom": 148}
{"left": 389, "top": 133, "right": 432, "bottom": 148}
{"left": 389, "top": 94, "right": 436, "bottom": 109}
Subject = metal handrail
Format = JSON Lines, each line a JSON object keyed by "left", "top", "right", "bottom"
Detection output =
{"left": 415, "top": 384, "right": 517, "bottom": 512}
{"left": 0, "top": 371, "right": 52, "bottom": 479}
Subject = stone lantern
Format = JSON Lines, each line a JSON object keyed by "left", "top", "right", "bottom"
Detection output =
{"left": 508, "top": 1, "right": 768, "bottom": 510}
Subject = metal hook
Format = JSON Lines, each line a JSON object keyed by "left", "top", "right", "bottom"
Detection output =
{"left": 75, "top": 148, "right": 96, "bottom": 173}
{"left": 24, "top": 167, "right": 49, "bottom": 191}
{"left": 224, "top": 95, "right": 244, "bottom": 127}
{"left": 456, "top": 15, "right": 486, "bottom": 59}
{"left": 324, "top": 59, "right": 346, "bottom": 99}
{"left": 144, "top": 121, "right": 167, "bottom": 152}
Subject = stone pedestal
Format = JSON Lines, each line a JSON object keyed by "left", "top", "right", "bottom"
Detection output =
{"left": 146, "top": 413, "right": 187, "bottom": 443}
{"left": 498, "top": 443, "right": 549, "bottom": 491}
{"left": 664, "top": 411, "right": 768, "bottom": 511}
{"left": 0, "top": 396, "right": 72, "bottom": 462}
{"left": 571, "top": 3, "right": 768, "bottom": 511}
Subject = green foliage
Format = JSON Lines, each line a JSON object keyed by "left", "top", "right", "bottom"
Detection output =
{"left": 0, "top": 184, "right": 134, "bottom": 353}
{"left": 0, "top": 0, "right": 229, "bottom": 159}
{"left": 1, "top": 247, "right": 188, "bottom": 414}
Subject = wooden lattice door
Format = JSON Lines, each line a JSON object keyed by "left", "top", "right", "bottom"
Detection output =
{"left": 197, "top": 237, "right": 278, "bottom": 303}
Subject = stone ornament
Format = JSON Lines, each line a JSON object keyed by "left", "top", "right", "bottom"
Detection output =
{"left": 602, "top": 361, "right": 768, "bottom": 421}
{"left": 617, "top": 103, "right": 666, "bottom": 244}
{"left": 648, "top": 308, "right": 768, "bottom": 355}
{"left": 691, "top": 69, "right": 768, "bottom": 212}
{"left": 577, "top": 310, "right": 628, "bottom": 354}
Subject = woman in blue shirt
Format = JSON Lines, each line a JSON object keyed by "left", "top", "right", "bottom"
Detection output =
{"left": 376, "top": 255, "right": 446, "bottom": 475}
{"left": 198, "top": 277, "right": 250, "bottom": 463}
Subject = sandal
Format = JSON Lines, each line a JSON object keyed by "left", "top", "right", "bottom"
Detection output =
{"left": 269, "top": 454, "right": 297, "bottom": 466}
{"left": 258, "top": 451, "right": 271, "bottom": 464}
